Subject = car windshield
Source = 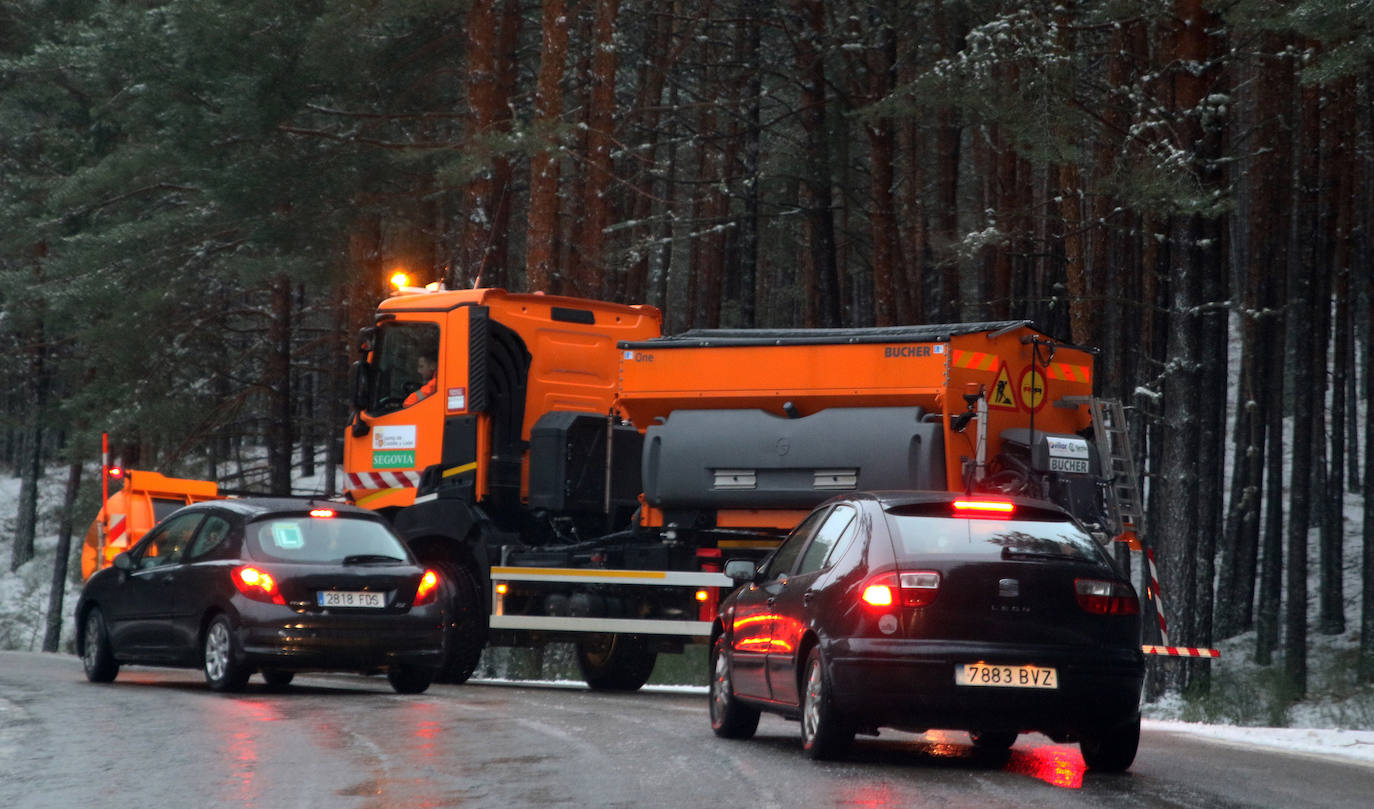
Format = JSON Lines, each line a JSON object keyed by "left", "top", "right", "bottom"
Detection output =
{"left": 245, "top": 516, "right": 411, "bottom": 565}
{"left": 886, "top": 513, "right": 1103, "bottom": 563}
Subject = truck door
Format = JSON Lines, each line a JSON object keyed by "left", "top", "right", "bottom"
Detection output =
{"left": 765, "top": 504, "right": 857, "bottom": 706}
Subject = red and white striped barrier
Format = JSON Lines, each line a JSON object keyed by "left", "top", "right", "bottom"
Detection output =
{"left": 346, "top": 470, "right": 422, "bottom": 490}
{"left": 1140, "top": 548, "right": 1220, "bottom": 658}
{"left": 1142, "top": 645, "right": 1220, "bottom": 658}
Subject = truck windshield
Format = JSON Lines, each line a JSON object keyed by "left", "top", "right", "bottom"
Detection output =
{"left": 368, "top": 322, "right": 440, "bottom": 414}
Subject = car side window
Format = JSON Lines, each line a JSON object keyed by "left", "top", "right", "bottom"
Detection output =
{"left": 186, "top": 515, "right": 233, "bottom": 562}
{"left": 796, "top": 505, "right": 857, "bottom": 575}
{"left": 133, "top": 513, "right": 204, "bottom": 570}
{"left": 763, "top": 508, "right": 829, "bottom": 580}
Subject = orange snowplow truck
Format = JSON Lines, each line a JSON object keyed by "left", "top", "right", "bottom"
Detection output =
{"left": 344, "top": 286, "right": 1106, "bottom": 688}
{"left": 81, "top": 469, "right": 220, "bottom": 580}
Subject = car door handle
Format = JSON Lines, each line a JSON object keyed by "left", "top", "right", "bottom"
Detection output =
{"left": 767, "top": 597, "right": 776, "bottom": 607}
{"left": 802, "top": 593, "right": 814, "bottom": 606}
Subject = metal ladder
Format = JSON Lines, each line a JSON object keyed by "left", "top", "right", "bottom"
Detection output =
{"left": 1064, "top": 396, "right": 1144, "bottom": 540}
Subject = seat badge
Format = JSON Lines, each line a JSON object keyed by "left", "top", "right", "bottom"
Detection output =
{"left": 998, "top": 578, "right": 1020, "bottom": 598}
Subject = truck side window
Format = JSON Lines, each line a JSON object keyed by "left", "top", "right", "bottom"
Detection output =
{"left": 368, "top": 322, "right": 440, "bottom": 414}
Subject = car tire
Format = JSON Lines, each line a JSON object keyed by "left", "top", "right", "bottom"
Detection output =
{"left": 261, "top": 670, "right": 295, "bottom": 688}
{"left": 576, "top": 634, "right": 657, "bottom": 691}
{"left": 388, "top": 664, "right": 435, "bottom": 694}
{"left": 203, "top": 614, "right": 251, "bottom": 692}
{"left": 709, "top": 635, "right": 760, "bottom": 739}
{"left": 434, "top": 560, "right": 486, "bottom": 685}
{"left": 1079, "top": 713, "right": 1141, "bottom": 773}
{"left": 800, "top": 646, "right": 853, "bottom": 760}
{"left": 969, "top": 730, "right": 1017, "bottom": 751}
{"left": 81, "top": 608, "right": 119, "bottom": 684}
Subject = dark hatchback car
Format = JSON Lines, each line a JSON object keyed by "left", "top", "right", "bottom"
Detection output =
{"left": 709, "top": 491, "right": 1144, "bottom": 770}
{"left": 76, "top": 499, "right": 445, "bottom": 694}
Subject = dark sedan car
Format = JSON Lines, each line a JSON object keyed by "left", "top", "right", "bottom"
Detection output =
{"left": 76, "top": 498, "right": 445, "bottom": 693}
{"left": 709, "top": 491, "right": 1145, "bottom": 770}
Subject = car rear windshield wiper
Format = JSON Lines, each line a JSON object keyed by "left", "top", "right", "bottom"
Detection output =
{"left": 342, "top": 554, "right": 406, "bottom": 565}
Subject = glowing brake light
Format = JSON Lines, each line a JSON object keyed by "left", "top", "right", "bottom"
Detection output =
{"left": 308, "top": 508, "right": 336, "bottom": 519}
{"left": 861, "top": 571, "right": 941, "bottom": 609}
{"left": 952, "top": 499, "right": 1015, "bottom": 518}
{"left": 1074, "top": 578, "right": 1139, "bottom": 615}
{"left": 233, "top": 565, "right": 286, "bottom": 605}
{"left": 414, "top": 569, "right": 440, "bottom": 605}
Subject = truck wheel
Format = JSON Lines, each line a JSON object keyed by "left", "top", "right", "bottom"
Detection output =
{"left": 709, "top": 635, "right": 759, "bottom": 739}
{"left": 81, "top": 608, "right": 119, "bottom": 683}
{"left": 435, "top": 560, "right": 486, "bottom": 684}
{"left": 1079, "top": 713, "right": 1140, "bottom": 772}
{"left": 203, "top": 614, "right": 251, "bottom": 692}
{"left": 576, "top": 635, "right": 657, "bottom": 691}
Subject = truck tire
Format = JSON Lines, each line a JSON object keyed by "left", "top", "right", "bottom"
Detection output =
{"left": 435, "top": 560, "right": 486, "bottom": 684}
{"left": 576, "top": 635, "right": 657, "bottom": 691}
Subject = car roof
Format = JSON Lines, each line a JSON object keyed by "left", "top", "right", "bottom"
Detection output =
{"left": 176, "top": 498, "right": 382, "bottom": 521}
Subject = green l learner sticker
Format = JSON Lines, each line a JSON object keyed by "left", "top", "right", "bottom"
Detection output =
{"left": 372, "top": 450, "right": 416, "bottom": 469}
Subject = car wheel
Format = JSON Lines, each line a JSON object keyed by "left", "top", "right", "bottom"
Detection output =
{"left": 388, "top": 664, "right": 435, "bottom": 694}
{"left": 203, "top": 615, "right": 250, "bottom": 692}
{"left": 261, "top": 669, "right": 295, "bottom": 688}
{"left": 709, "top": 635, "right": 760, "bottom": 739}
{"left": 969, "top": 730, "right": 1017, "bottom": 751}
{"left": 81, "top": 608, "right": 119, "bottom": 683}
{"left": 800, "top": 646, "right": 853, "bottom": 760}
{"left": 1079, "top": 713, "right": 1141, "bottom": 773}
{"left": 434, "top": 560, "right": 486, "bottom": 685}
{"left": 576, "top": 634, "right": 657, "bottom": 691}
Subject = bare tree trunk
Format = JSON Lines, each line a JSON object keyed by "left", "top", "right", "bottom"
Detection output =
{"left": 793, "top": 0, "right": 841, "bottom": 327}
{"left": 573, "top": 0, "right": 621, "bottom": 297}
{"left": 43, "top": 461, "right": 83, "bottom": 652}
{"left": 526, "top": 0, "right": 573, "bottom": 294}
{"left": 267, "top": 275, "right": 294, "bottom": 495}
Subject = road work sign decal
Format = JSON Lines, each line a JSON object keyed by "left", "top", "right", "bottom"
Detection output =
{"left": 988, "top": 363, "right": 1018, "bottom": 410}
{"left": 1018, "top": 366, "right": 1047, "bottom": 412}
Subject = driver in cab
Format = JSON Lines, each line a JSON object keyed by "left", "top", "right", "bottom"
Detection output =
{"left": 403, "top": 350, "right": 438, "bottom": 407}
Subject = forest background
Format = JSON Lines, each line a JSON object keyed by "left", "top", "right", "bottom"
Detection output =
{"left": 1, "top": 0, "right": 1373, "bottom": 712}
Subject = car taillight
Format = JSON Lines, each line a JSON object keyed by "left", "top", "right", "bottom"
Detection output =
{"left": 861, "top": 571, "right": 941, "bottom": 609}
{"left": 233, "top": 565, "right": 286, "bottom": 605}
{"left": 414, "top": 569, "right": 440, "bottom": 606}
{"left": 1074, "top": 578, "right": 1139, "bottom": 615}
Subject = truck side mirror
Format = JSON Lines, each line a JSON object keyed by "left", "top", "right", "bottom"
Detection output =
{"left": 723, "top": 559, "right": 757, "bottom": 583}
{"left": 348, "top": 360, "right": 372, "bottom": 411}
{"left": 357, "top": 326, "right": 377, "bottom": 355}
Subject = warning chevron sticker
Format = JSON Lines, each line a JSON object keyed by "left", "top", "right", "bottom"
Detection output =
{"left": 988, "top": 363, "right": 1018, "bottom": 410}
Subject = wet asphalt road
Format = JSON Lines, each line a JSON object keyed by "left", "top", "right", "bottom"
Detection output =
{"left": 2, "top": 651, "right": 1370, "bottom": 809}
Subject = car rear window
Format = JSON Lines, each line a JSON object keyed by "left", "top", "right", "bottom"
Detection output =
{"left": 886, "top": 513, "right": 1104, "bottom": 563}
{"left": 245, "top": 516, "right": 411, "bottom": 564}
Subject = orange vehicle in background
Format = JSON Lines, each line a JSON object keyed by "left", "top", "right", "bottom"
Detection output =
{"left": 81, "top": 468, "right": 219, "bottom": 580}
{"left": 343, "top": 284, "right": 1134, "bottom": 689}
